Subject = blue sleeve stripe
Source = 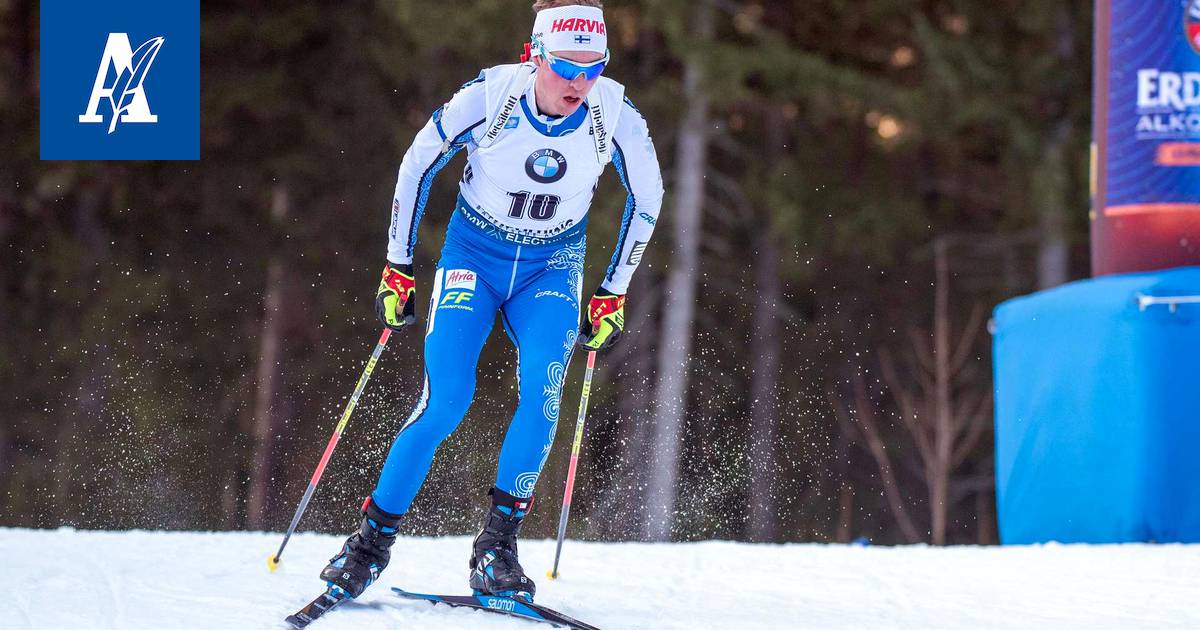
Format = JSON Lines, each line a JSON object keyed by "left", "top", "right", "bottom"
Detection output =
{"left": 622, "top": 96, "right": 643, "bottom": 117}
{"left": 433, "top": 106, "right": 447, "bottom": 141}
{"left": 461, "top": 71, "right": 485, "bottom": 89}
{"left": 605, "top": 140, "right": 637, "bottom": 282}
{"left": 449, "top": 118, "right": 485, "bottom": 147}
{"left": 406, "top": 118, "right": 485, "bottom": 257}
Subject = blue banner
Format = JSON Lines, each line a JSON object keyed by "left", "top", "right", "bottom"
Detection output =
{"left": 993, "top": 267, "right": 1200, "bottom": 543}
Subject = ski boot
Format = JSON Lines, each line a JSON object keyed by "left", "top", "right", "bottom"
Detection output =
{"left": 320, "top": 497, "right": 402, "bottom": 598}
{"left": 469, "top": 487, "right": 536, "bottom": 602}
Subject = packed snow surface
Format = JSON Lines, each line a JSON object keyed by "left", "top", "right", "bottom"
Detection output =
{"left": 3, "top": 528, "right": 1198, "bottom": 629}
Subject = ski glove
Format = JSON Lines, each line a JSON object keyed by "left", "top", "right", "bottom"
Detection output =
{"left": 578, "top": 288, "right": 625, "bottom": 351}
{"left": 376, "top": 262, "right": 417, "bottom": 330}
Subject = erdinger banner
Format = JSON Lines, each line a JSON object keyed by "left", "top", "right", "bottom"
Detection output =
{"left": 1092, "top": 0, "right": 1200, "bottom": 274}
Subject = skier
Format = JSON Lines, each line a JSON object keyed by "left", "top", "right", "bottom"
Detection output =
{"left": 319, "top": 0, "right": 664, "bottom": 605}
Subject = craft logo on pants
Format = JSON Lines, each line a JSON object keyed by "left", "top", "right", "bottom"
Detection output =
{"left": 40, "top": 0, "right": 199, "bottom": 160}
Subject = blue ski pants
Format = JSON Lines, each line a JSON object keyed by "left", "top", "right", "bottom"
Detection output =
{"left": 371, "top": 198, "right": 586, "bottom": 515}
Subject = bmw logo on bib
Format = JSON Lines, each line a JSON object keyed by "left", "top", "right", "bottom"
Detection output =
{"left": 525, "top": 149, "right": 568, "bottom": 184}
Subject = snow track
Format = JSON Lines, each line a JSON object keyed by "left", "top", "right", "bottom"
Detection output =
{"left": 3, "top": 528, "right": 1197, "bottom": 629}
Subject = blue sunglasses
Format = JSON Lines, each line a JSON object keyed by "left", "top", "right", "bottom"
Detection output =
{"left": 544, "top": 49, "right": 610, "bottom": 81}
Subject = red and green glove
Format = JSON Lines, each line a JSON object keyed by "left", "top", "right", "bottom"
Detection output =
{"left": 578, "top": 288, "right": 625, "bottom": 351}
{"left": 375, "top": 262, "right": 417, "bottom": 330}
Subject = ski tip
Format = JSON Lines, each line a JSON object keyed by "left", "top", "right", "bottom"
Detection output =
{"left": 267, "top": 554, "right": 280, "bottom": 572}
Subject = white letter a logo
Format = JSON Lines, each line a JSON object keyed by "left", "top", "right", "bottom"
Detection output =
{"left": 79, "top": 33, "right": 165, "bottom": 134}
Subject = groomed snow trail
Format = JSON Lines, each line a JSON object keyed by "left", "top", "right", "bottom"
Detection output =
{"left": 2, "top": 528, "right": 1197, "bottom": 629}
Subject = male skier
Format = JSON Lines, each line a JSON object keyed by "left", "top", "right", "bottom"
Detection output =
{"left": 318, "top": 0, "right": 664, "bottom": 604}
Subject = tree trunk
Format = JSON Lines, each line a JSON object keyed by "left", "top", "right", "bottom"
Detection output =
{"left": 835, "top": 481, "right": 855, "bottom": 543}
{"left": 976, "top": 486, "right": 995, "bottom": 545}
{"left": 832, "top": 421, "right": 855, "bottom": 543}
{"left": 246, "top": 184, "right": 290, "bottom": 530}
{"left": 746, "top": 104, "right": 785, "bottom": 543}
{"left": 1036, "top": 7, "right": 1077, "bottom": 289}
{"left": 221, "top": 466, "right": 240, "bottom": 529}
{"left": 930, "top": 239, "right": 952, "bottom": 545}
{"left": 834, "top": 380, "right": 922, "bottom": 543}
{"left": 0, "top": 428, "right": 9, "bottom": 504}
{"left": 643, "top": 3, "right": 713, "bottom": 542}
{"left": 1035, "top": 122, "right": 1071, "bottom": 289}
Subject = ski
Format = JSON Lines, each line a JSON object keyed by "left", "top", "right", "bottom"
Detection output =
{"left": 285, "top": 585, "right": 352, "bottom": 629}
{"left": 391, "top": 586, "right": 602, "bottom": 630}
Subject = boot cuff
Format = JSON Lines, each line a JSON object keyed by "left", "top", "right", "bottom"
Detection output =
{"left": 489, "top": 487, "right": 534, "bottom": 518}
{"left": 362, "top": 495, "right": 404, "bottom": 529}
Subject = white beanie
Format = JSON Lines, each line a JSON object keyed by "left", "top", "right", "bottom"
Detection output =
{"left": 530, "top": 5, "right": 608, "bottom": 57}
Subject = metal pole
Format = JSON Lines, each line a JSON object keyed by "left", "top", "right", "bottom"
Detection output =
{"left": 548, "top": 350, "right": 597, "bottom": 580}
{"left": 268, "top": 328, "right": 392, "bottom": 571}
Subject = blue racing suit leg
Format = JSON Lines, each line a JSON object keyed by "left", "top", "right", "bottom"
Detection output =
{"left": 370, "top": 261, "right": 502, "bottom": 515}
{"left": 494, "top": 239, "right": 585, "bottom": 498}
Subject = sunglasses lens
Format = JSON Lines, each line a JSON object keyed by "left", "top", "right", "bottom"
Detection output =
{"left": 549, "top": 56, "right": 606, "bottom": 81}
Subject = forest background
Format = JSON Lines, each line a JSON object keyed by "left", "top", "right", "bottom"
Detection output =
{"left": 0, "top": 0, "right": 1094, "bottom": 545}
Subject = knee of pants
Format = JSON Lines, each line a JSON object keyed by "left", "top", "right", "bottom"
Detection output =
{"left": 513, "top": 358, "right": 570, "bottom": 425}
{"left": 429, "top": 387, "right": 475, "bottom": 421}
{"left": 399, "top": 376, "right": 476, "bottom": 444}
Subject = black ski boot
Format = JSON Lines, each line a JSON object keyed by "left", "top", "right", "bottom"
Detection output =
{"left": 320, "top": 497, "right": 402, "bottom": 598}
{"left": 469, "top": 487, "right": 536, "bottom": 602}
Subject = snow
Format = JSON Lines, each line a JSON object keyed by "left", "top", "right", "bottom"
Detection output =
{"left": 3, "top": 528, "right": 1198, "bottom": 629}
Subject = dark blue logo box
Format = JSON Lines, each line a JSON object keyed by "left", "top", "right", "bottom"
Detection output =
{"left": 40, "top": 0, "right": 199, "bottom": 160}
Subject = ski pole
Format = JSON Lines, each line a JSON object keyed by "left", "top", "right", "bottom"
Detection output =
{"left": 547, "top": 350, "right": 597, "bottom": 580}
{"left": 268, "top": 327, "right": 392, "bottom": 572}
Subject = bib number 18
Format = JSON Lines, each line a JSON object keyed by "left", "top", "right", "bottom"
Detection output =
{"left": 506, "top": 191, "right": 560, "bottom": 221}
